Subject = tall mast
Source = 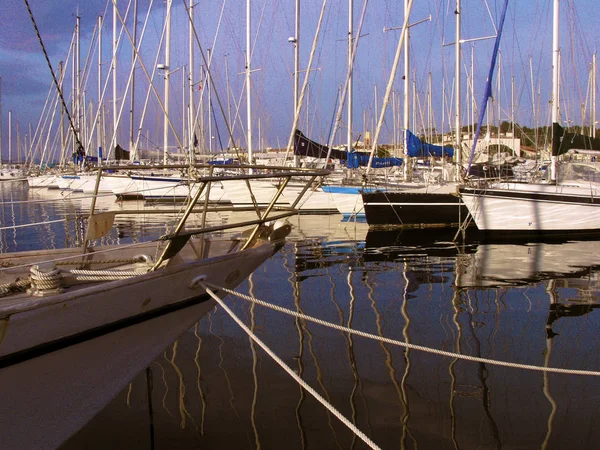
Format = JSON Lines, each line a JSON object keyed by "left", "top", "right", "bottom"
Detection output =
{"left": 511, "top": 75, "right": 515, "bottom": 155}
{"left": 403, "top": 0, "right": 410, "bottom": 179}
{"left": 246, "top": 0, "right": 253, "bottom": 165}
{"left": 188, "top": 2, "right": 195, "bottom": 162}
{"left": 0, "top": 76, "right": 3, "bottom": 166}
{"left": 455, "top": 0, "right": 462, "bottom": 171}
{"left": 74, "top": 14, "right": 81, "bottom": 160}
{"left": 97, "top": 14, "right": 103, "bottom": 162}
{"left": 550, "top": 0, "right": 559, "bottom": 182}
{"left": 182, "top": 66, "right": 186, "bottom": 148}
{"left": 72, "top": 24, "right": 77, "bottom": 159}
{"left": 163, "top": 0, "right": 172, "bottom": 164}
{"left": 208, "top": 48, "right": 212, "bottom": 153}
{"left": 129, "top": 0, "right": 138, "bottom": 154}
{"left": 551, "top": 0, "right": 560, "bottom": 124}
{"left": 470, "top": 46, "right": 475, "bottom": 139}
{"left": 365, "top": 0, "right": 414, "bottom": 173}
{"left": 529, "top": 57, "right": 537, "bottom": 150}
{"left": 293, "top": 0, "right": 300, "bottom": 166}
{"left": 347, "top": 0, "right": 353, "bottom": 154}
{"left": 112, "top": 0, "right": 118, "bottom": 158}
{"left": 8, "top": 110, "right": 12, "bottom": 163}
{"left": 60, "top": 61, "right": 66, "bottom": 167}
{"left": 592, "top": 53, "right": 596, "bottom": 139}
{"left": 15, "top": 121, "right": 20, "bottom": 164}
{"left": 428, "top": 72, "right": 432, "bottom": 142}
{"left": 225, "top": 54, "right": 232, "bottom": 148}
{"left": 294, "top": 0, "right": 300, "bottom": 118}
{"left": 497, "top": 52, "right": 502, "bottom": 154}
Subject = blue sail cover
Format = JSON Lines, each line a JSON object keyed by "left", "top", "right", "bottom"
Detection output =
{"left": 346, "top": 152, "right": 403, "bottom": 169}
{"left": 208, "top": 158, "right": 235, "bottom": 165}
{"left": 406, "top": 129, "right": 454, "bottom": 158}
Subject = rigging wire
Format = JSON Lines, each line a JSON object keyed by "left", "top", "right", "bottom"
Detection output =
{"left": 23, "top": 0, "right": 85, "bottom": 155}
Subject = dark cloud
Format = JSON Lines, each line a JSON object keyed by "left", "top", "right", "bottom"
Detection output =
{"left": 0, "top": 0, "right": 139, "bottom": 135}
{"left": 1, "top": 0, "right": 111, "bottom": 55}
{"left": 1, "top": 56, "right": 48, "bottom": 100}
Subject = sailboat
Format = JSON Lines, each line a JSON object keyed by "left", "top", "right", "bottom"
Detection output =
{"left": 361, "top": 0, "right": 514, "bottom": 229}
{"left": 294, "top": 129, "right": 403, "bottom": 218}
{"left": 299, "top": 0, "right": 410, "bottom": 220}
{"left": 0, "top": 105, "right": 27, "bottom": 182}
{"left": 459, "top": 0, "right": 600, "bottom": 236}
{"left": 361, "top": 131, "right": 467, "bottom": 227}
{"left": 0, "top": 162, "right": 328, "bottom": 450}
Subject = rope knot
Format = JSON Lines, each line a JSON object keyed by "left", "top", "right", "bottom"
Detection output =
{"left": 28, "top": 262, "right": 63, "bottom": 296}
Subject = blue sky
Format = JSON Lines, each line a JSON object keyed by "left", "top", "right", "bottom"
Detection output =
{"left": 0, "top": 0, "right": 598, "bottom": 162}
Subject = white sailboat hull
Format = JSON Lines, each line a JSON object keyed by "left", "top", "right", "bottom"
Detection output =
{"left": 110, "top": 174, "right": 230, "bottom": 203}
{"left": 280, "top": 184, "right": 338, "bottom": 214}
{"left": 0, "top": 239, "right": 281, "bottom": 450}
{"left": 222, "top": 178, "right": 288, "bottom": 208}
{"left": 460, "top": 182, "right": 600, "bottom": 232}
{"left": 321, "top": 185, "right": 366, "bottom": 219}
{"left": 0, "top": 168, "right": 27, "bottom": 182}
{"left": 27, "top": 174, "right": 60, "bottom": 188}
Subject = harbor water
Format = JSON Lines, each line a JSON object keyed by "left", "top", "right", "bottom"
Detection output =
{"left": 2, "top": 182, "right": 600, "bottom": 449}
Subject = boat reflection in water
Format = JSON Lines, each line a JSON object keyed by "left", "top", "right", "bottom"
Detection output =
{"left": 453, "top": 233, "right": 600, "bottom": 336}
{"left": 57, "top": 222, "right": 600, "bottom": 449}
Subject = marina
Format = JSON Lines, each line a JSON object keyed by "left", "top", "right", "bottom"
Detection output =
{"left": 1, "top": 182, "right": 600, "bottom": 449}
{"left": 1, "top": 0, "right": 600, "bottom": 448}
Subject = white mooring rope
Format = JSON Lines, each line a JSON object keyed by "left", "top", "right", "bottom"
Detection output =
{"left": 205, "top": 281, "right": 600, "bottom": 378}
{"left": 0, "top": 218, "right": 66, "bottom": 231}
{"left": 200, "top": 283, "right": 382, "bottom": 450}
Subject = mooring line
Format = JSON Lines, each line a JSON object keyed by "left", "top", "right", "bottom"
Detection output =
{"left": 200, "top": 283, "right": 382, "bottom": 450}
{"left": 0, "top": 218, "right": 67, "bottom": 231}
{"left": 205, "top": 281, "right": 600, "bottom": 377}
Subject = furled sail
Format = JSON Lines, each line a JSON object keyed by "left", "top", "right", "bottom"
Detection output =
{"left": 346, "top": 152, "right": 402, "bottom": 169}
{"left": 293, "top": 130, "right": 347, "bottom": 160}
{"left": 114, "top": 143, "right": 130, "bottom": 160}
{"left": 552, "top": 122, "right": 600, "bottom": 156}
{"left": 406, "top": 129, "right": 454, "bottom": 158}
{"left": 294, "top": 129, "right": 402, "bottom": 168}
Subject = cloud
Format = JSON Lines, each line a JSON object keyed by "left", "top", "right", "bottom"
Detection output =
{"left": 1, "top": 0, "right": 114, "bottom": 55}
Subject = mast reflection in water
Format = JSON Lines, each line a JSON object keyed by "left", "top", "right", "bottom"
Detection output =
{"left": 4, "top": 187, "right": 597, "bottom": 450}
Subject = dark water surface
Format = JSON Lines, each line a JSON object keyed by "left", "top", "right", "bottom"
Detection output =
{"left": 2, "top": 182, "right": 600, "bottom": 449}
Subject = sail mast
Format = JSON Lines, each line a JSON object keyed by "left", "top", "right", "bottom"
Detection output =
{"left": 0, "top": 76, "right": 3, "bottom": 166}
{"left": 551, "top": 0, "right": 560, "bottom": 124}
{"left": 76, "top": 14, "right": 81, "bottom": 161}
{"left": 593, "top": 53, "right": 597, "bottom": 139}
{"left": 347, "top": 0, "right": 353, "bottom": 155}
{"left": 283, "top": 0, "right": 329, "bottom": 161}
{"left": 366, "top": 0, "right": 414, "bottom": 173}
{"left": 455, "top": 0, "right": 462, "bottom": 174}
{"left": 323, "top": 0, "right": 368, "bottom": 164}
{"left": 188, "top": 2, "right": 195, "bottom": 163}
{"left": 8, "top": 110, "right": 11, "bottom": 163}
{"left": 246, "top": 0, "right": 253, "bottom": 166}
{"left": 550, "top": 0, "right": 560, "bottom": 182}
{"left": 97, "top": 15, "right": 103, "bottom": 162}
{"left": 112, "top": 0, "right": 118, "bottom": 161}
{"left": 293, "top": 0, "right": 300, "bottom": 167}
{"left": 163, "top": 0, "right": 172, "bottom": 165}
{"left": 403, "top": 0, "right": 410, "bottom": 180}
{"left": 129, "top": 0, "right": 138, "bottom": 156}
